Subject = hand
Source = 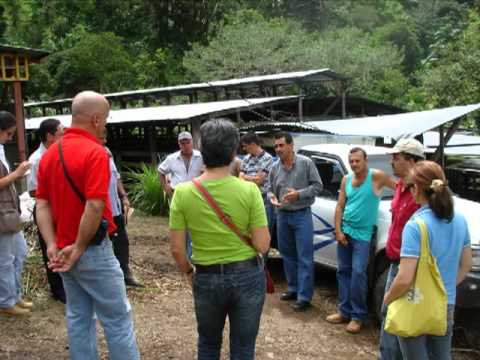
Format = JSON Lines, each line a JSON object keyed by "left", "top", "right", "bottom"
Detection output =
{"left": 49, "top": 244, "right": 85, "bottom": 272}
{"left": 282, "top": 188, "right": 299, "bottom": 204}
{"left": 14, "top": 161, "right": 31, "bottom": 178}
{"left": 122, "top": 197, "right": 130, "bottom": 224}
{"left": 165, "top": 185, "right": 173, "bottom": 198}
{"left": 46, "top": 244, "right": 59, "bottom": 262}
{"left": 336, "top": 231, "right": 348, "bottom": 246}
{"left": 270, "top": 195, "right": 281, "bottom": 207}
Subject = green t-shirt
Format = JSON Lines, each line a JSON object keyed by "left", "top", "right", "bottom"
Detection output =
{"left": 169, "top": 176, "right": 268, "bottom": 265}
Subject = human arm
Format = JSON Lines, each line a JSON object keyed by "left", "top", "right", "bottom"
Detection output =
{"left": 0, "top": 161, "right": 30, "bottom": 189}
{"left": 267, "top": 165, "right": 281, "bottom": 206}
{"left": 334, "top": 176, "right": 348, "bottom": 246}
{"left": 457, "top": 246, "right": 472, "bottom": 285}
{"left": 373, "top": 169, "right": 396, "bottom": 193}
{"left": 170, "top": 229, "right": 194, "bottom": 285}
{"left": 35, "top": 199, "right": 59, "bottom": 261}
{"left": 383, "top": 257, "right": 418, "bottom": 305}
{"left": 158, "top": 172, "right": 173, "bottom": 198}
{"left": 295, "top": 158, "right": 323, "bottom": 201}
{"left": 240, "top": 171, "right": 267, "bottom": 186}
{"left": 250, "top": 226, "right": 270, "bottom": 253}
{"left": 117, "top": 179, "right": 130, "bottom": 216}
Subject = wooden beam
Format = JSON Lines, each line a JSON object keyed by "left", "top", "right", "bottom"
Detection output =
{"left": 13, "top": 81, "right": 26, "bottom": 161}
{"left": 191, "top": 119, "right": 201, "bottom": 149}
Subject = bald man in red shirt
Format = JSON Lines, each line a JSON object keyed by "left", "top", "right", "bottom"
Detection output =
{"left": 36, "top": 91, "right": 139, "bottom": 360}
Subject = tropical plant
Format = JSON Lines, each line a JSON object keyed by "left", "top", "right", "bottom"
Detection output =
{"left": 126, "top": 164, "right": 169, "bottom": 216}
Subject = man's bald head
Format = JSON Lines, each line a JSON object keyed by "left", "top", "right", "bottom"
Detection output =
{"left": 71, "top": 91, "right": 110, "bottom": 139}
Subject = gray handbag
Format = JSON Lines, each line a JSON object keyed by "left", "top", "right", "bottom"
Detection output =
{"left": 0, "top": 161, "right": 21, "bottom": 234}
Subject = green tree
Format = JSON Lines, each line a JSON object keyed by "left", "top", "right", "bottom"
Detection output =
{"left": 26, "top": 32, "right": 135, "bottom": 98}
{"left": 420, "top": 10, "right": 480, "bottom": 108}
{"left": 184, "top": 11, "right": 409, "bottom": 105}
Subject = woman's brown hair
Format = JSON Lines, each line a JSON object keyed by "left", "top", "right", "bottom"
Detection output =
{"left": 411, "top": 161, "right": 453, "bottom": 221}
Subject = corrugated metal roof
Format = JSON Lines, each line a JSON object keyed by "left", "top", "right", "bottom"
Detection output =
{"left": 0, "top": 45, "right": 49, "bottom": 61}
{"left": 25, "top": 96, "right": 297, "bottom": 130}
{"left": 239, "top": 121, "right": 323, "bottom": 132}
{"left": 25, "top": 68, "right": 346, "bottom": 107}
{"left": 307, "top": 104, "right": 480, "bottom": 141}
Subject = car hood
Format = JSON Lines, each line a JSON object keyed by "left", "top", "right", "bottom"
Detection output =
{"left": 378, "top": 197, "right": 479, "bottom": 246}
{"left": 454, "top": 197, "right": 480, "bottom": 246}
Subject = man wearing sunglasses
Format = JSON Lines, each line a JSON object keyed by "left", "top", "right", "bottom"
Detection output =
{"left": 379, "top": 138, "right": 425, "bottom": 359}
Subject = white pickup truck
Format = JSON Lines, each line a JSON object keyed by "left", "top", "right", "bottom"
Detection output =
{"left": 296, "top": 143, "right": 480, "bottom": 321}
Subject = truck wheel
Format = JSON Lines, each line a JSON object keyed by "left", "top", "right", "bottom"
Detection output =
{"left": 373, "top": 268, "right": 388, "bottom": 322}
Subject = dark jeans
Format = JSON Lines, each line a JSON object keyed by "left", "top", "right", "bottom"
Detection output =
{"left": 277, "top": 208, "right": 314, "bottom": 302}
{"left": 336, "top": 236, "right": 371, "bottom": 321}
{"left": 33, "top": 205, "right": 66, "bottom": 302}
{"left": 111, "top": 215, "right": 131, "bottom": 279}
{"left": 398, "top": 305, "right": 455, "bottom": 360}
{"left": 193, "top": 265, "right": 266, "bottom": 360}
{"left": 379, "top": 262, "right": 402, "bottom": 360}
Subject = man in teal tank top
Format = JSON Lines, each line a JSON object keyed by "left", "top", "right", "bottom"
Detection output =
{"left": 326, "top": 147, "right": 395, "bottom": 333}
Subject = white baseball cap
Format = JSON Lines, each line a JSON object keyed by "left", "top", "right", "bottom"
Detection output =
{"left": 178, "top": 131, "right": 192, "bottom": 141}
{"left": 390, "top": 138, "right": 425, "bottom": 159}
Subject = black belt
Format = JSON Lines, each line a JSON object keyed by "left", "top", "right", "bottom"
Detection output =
{"left": 195, "top": 257, "right": 260, "bottom": 274}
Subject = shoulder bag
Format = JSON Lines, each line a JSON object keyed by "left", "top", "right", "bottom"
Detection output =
{"left": 57, "top": 141, "right": 108, "bottom": 245}
{"left": 384, "top": 217, "right": 447, "bottom": 337}
{"left": 192, "top": 179, "right": 275, "bottom": 293}
{"left": 0, "top": 161, "right": 22, "bottom": 234}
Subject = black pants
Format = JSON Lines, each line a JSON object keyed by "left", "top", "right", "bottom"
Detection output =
{"left": 33, "top": 206, "right": 66, "bottom": 302}
{"left": 111, "top": 215, "right": 131, "bottom": 278}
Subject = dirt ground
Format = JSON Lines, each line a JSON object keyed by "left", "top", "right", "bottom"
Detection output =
{"left": 0, "top": 215, "right": 478, "bottom": 360}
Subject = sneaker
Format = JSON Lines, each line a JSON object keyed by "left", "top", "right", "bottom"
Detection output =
{"left": 16, "top": 298, "right": 33, "bottom": 309}
{"left": 326, "top": 313, "right": 349, "bottom": 324}
{"left": 346, "top": 320, "right": 362, "bottom": 334}
{"left": 0, "top": 305, "right": 31, "bottom": 316}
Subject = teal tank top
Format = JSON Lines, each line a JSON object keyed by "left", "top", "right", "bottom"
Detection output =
{"left": 342, "top": 169, "right": 380, "bottom": 241}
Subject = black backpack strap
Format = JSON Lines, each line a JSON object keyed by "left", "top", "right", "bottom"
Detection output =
{"left": 57, "top": 141, "right": 86, "bottom": 203}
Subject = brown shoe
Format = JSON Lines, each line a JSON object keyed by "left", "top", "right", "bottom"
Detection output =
{"left": 326, "top": 313, "right": 349, "bottom": 324}
{"left": 16, "top": 298, "right": 33, "bottom": 309}
{"left": 0, "top": 305, "right": 31, "bottom": 316}
{"left": 346, "top": 320, "right": 362, "bottom": 333}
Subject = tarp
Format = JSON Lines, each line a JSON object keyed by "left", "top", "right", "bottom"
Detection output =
{"left": 307, "top": 103, "right": 480, "bottom": 140}
{"left": 424, "top": 131, "right": 480, "bottom": 156}
{"left": 25, "top": 96, "right": 297, "bottom": 130}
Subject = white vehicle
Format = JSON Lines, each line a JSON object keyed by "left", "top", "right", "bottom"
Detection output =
{"left": 297, "top": 144, "right": 480, "bottom": 319}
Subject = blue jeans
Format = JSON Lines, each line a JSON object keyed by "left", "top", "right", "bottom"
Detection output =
{"left": 0, "top": 231, "right": 27, "bottom": 308}
{"left": 277, "top": 208, "right": 314, "bottom": 302}
{"left": 193, "top": 265, "right": 266, "bottom": 360}
{"left": 60, "top": 239, "right": 139, "bottom": 360}
{"left": 336, "top": 236, "right": 370, "bottom": 321}
{"left": 380, "top": 262, "right": 402, "bottom": 360}
{"left": 398, "top": 305, "right": 455, "bottom": 360}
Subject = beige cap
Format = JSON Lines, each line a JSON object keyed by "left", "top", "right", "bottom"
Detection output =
{"left": 391, "top": 138, "right": 425, "bottom": 159}
{"left": 178, "top": 131, "right": 192, "bottom": 141}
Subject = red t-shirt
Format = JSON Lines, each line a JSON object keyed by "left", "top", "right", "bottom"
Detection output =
{"left": 36, "top": 128, "right": 116, "bottom": 249}
{"left": 385, "top": 179, "right": 420, "bottom": 261}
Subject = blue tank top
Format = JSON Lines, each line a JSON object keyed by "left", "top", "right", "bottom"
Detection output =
{"left": 342, "top": 169, "right": 380, "bottom": 241}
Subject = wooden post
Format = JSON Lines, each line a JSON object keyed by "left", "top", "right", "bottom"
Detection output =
{"left": 298, "top": 86, "right": 304, "bottom": 122}
{"left": 436, "top": 125, "right": 445, "bottom": 167}
{"left": 191, "top": 118, "right": 201, "bottom": 149}
{"left": 13, "top": 81, "right": 26, "bottom": 161}
{"left": 147, "top": 124, "right": 158, "bottom": 165}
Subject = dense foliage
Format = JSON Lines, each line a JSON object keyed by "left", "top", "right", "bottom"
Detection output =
{"left": 1, "top": 0, "right": 479, "bottom": 122}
